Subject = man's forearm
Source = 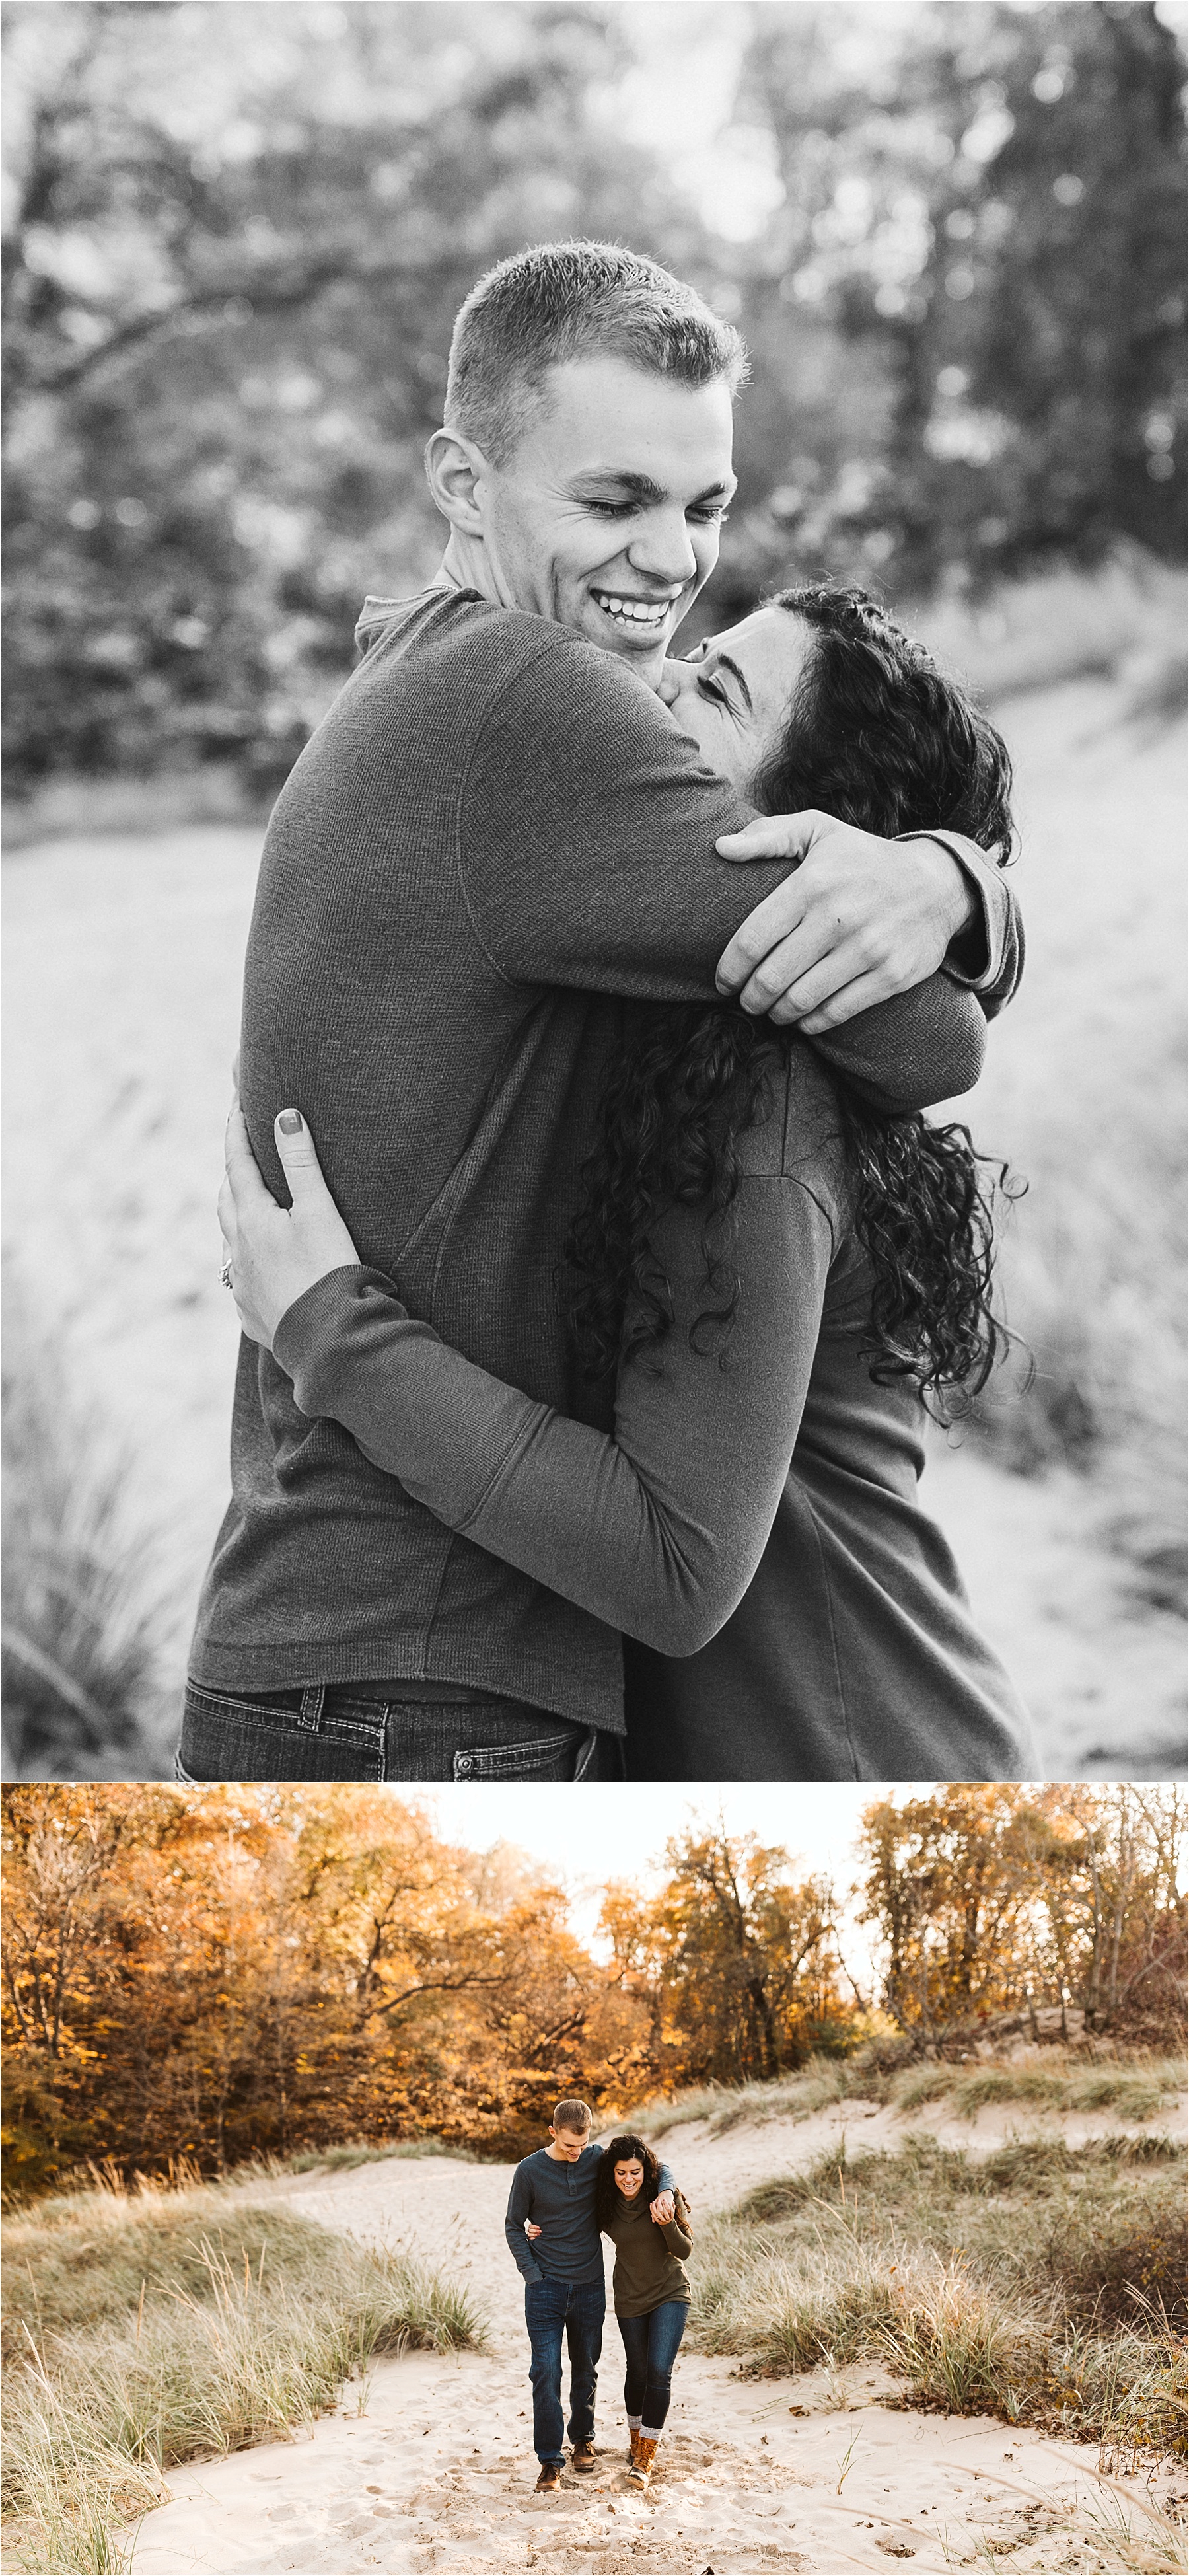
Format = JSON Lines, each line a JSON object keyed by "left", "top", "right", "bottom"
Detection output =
{"left": 811, "top": 973, "right": 987, "bottom": 1112}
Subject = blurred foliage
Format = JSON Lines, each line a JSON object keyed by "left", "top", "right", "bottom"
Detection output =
{"left": 3, "top": 1785, "right": 1181, "bottom": 2197}
{"left": 859, "top": 1785, "right": 1188, "bottom": 2045}
{"left": 0, "top": 0, "right": 1184, "bottom": 791}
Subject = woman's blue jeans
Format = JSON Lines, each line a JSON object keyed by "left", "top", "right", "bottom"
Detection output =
{"left": 524, "top": 2275, "right": 605, "bottom": 2465}
{"left": 617, "top": 2298, "right": 688, "bottom": 2432}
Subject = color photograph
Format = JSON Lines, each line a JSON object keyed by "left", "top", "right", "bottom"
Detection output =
{"left": 2, "top": 1781, "right": 1186, "bottom": 2573}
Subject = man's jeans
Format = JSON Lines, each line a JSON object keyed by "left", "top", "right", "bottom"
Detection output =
{"left": 176, "top": 1681, "right": 620, "bottom": 1782}
{"left": 524, "top": 2275, "right": 605, "bottom": 2464}
{"left": 617, "top": 2298, "right": 688, "bottom": 2432}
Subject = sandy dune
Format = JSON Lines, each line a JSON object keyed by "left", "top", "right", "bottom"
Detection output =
{"left": 124, "top": 2096, "right": 1187, "bottom": 2575}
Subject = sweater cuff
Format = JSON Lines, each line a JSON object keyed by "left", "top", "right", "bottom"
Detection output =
{"left": 272, "top": 1263, "right": 402, "bottom": 1401}
{"left": 896, "top": 827, "right": 1008, "bottom": 992}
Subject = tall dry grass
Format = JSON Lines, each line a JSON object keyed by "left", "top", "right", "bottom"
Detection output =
{"left": 686, "top": 2129, "right": 1187, "bottom": 2463}
{"left": 1, "top": 2167, "right": 486, "bottom": 2576}
{"left": 633, "top": 2046, "right": 1187, "bottom": 2141}
{"left": 1, "top": 1298, "right": 176, "bottom": 1781}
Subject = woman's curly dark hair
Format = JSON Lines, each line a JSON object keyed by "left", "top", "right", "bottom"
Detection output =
{"left": 565, "top": 585, "right": 1022, "bottom": 1415}
{"left": 594, "top": 2134, "right": 663, "bottom": 2231}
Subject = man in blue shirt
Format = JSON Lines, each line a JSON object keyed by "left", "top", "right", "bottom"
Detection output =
{"left": 504, "top": 2096, "right": 674, "bottom": 2487}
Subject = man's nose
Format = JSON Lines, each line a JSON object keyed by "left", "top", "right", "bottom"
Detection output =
{"left": 627, "top": 508, "right": 699, "bottom": 588}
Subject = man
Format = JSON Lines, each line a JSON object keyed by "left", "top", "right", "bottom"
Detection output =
{"left": 182, "top": 239, "right": 1021, "bottom": 1784}
{"left": 504, "top": 2097, "right": 674, "bottom": 2490}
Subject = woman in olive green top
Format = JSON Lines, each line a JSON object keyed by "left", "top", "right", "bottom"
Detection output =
{"left": 595, "top": 2132, "right": 692, "bottom": 2485}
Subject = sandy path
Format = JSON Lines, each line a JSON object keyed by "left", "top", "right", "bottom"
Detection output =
{"left": 124, "top": 2098, "right": 1186, "bottom": 2575}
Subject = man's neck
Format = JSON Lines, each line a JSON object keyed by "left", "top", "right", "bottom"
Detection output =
{"left": 435, "top": 530, "right": 503, "bottom": 606}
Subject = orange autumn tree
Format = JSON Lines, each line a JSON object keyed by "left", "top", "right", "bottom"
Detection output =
{"left": 0, "top": 1785, "right": 654, "bottom": 2191}
{"left": 602, "top": 1822, "right": 861, "bottom": 2090}
{"left": 858, "top": 1784, "right": 1187, "bottom": 2043}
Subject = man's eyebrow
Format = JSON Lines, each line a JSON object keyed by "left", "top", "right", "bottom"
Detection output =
{"left": 711, "top": 651, "right": 752, "bottom": 714}
{"left": 569, "top": 469, "right": 667, "bottom": 502}
{"left": 569, "top": 470, "right": 737, "bottom": 505}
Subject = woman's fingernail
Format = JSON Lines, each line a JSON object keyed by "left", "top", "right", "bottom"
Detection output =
{"left": 278, "top": 1109, "right": 303, "bottom": 1134}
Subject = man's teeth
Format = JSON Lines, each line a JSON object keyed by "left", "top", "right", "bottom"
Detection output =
{"left": 593, "top": 593, "right": 672, "bottom": 626}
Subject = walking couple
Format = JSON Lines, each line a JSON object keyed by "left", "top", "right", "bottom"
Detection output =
{"left": 505, "top": 2098, "right": 691, "bottom": 2491}
{"left": 196, "top": 235, "right": 1036, "bottom": 1785}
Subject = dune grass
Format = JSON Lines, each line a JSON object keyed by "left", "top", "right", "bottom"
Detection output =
{"left": 634, "top": 2047, "right": 1186, "bottom": 2141}
{"left": 1, "top": 2170, "right": 486, "bottom": 2575}
{"left": 687, "top": 2129, "right": 1187, "bottom": 2462}
{"left": 272, "top": 2135, "right": 478, "bottom": 2176}
{"left": 1, "top": 1301, "right": 175, "bottom": 1781}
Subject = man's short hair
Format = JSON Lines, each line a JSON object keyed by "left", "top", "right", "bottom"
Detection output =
{"left": 445, "top": 239, "right": 748, "bottom": 464}
{"left": 552, "top": 2097, "right": 594, "bottom": 2135}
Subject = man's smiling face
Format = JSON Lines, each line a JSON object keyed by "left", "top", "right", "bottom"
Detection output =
{"left": 474, "top": 353, "right": 737, "bottom": 683}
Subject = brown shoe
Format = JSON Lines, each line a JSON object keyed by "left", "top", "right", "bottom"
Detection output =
{"left": 571, "top": 2441, "right": 596, "bottom": 2474}
{"left": 536, "top": 2462, "right": 561, "bottom": 2492}
{"left": 627, "top": 2435, "right": 659, "bottom": 2488}
{"left": 628, "top": 2427, "right": 643, "bottom": 2468}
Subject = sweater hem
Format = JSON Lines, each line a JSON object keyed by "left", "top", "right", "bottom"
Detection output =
{"left": 187, "top": 1635, "right": 625, "bottom": 1735}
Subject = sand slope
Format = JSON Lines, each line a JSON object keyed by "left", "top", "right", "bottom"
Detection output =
{"left": 124, "top": 2096, "right": 1187, "bottom": 2575}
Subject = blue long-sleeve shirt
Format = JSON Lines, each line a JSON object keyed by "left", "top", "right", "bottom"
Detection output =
{"left": 504, "top": 2145, "right": 675, "bottom": 2286}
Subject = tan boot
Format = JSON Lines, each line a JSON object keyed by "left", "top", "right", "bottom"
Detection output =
{"left": 628, "top": 2435, "right": 658, "bottom": 2487}
{"left": 628, "top": 2426, "right": 643, "bottom": 2468}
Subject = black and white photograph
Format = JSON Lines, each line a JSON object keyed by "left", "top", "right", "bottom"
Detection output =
{"left": 1, "top": 1, "right": 1186, "bottom": 2571}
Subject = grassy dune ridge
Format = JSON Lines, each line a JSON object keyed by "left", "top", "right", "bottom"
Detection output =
{"left": 688, "top": 2128, "right": 1187, "bottom": 2458}
{"left": 633, "top": 2045, "right": 1188, "bottom": 2139}
{"left": 1, "top": 2171, "right": 486, "bottom": 2574}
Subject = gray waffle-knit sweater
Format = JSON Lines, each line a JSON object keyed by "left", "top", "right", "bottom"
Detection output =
{"left": 190, "top": 588, "right": 1023, "bottom": 1731}
{"left": 271, "top": 1041, "right": 1036, "bottom": 1780}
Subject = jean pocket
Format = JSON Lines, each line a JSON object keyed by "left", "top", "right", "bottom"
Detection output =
{"left": 453, "top": 1731, "right": 582, "bottom": 1783}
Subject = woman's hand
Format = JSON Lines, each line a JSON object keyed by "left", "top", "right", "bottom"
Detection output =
{"left": 649, "top": 2190, "right": 675, "bottom": 2225}
{"left": 524, "top": 2223, "right": 542, "bottom": 2240}
{"left": 219, "top": 1089, "right": 361, "bottom": 1352}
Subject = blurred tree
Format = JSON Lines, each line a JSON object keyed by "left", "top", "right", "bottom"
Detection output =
{"left": 1, "top": 0, "right": 705, "bottom": 790}
{"left": 2, "top": 1, "right": 1183, "bottom": 784}
{"left": 0, "top": 1782, "right": 659, "bottom": 2186}
{"left": 602, "top": 1823, "right": 855, "bottom": 2086}
{"left": 718, "top": 0, "right": 1186, "bottom": 601}
{"left": 858, "top": 1782, "right": 1188, "bottom": 2040}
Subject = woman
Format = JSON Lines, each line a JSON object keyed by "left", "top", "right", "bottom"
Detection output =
{"left": 221, "top": 587, "right": 1036, "bottom": 1779}
{"left": 528, "top": 2133, "right": 692, "bottom": 2486}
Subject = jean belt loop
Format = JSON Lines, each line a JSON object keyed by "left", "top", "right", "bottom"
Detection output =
{"left": 299, "top": 1684, "right": 326, "bottom": 1730}
{"left": 573, "top": 1726, "right": 600, "bottom": 1781}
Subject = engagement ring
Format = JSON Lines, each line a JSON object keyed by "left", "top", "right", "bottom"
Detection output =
{"left": 219, "top": 1255, "right": 234, "bottom": 1290}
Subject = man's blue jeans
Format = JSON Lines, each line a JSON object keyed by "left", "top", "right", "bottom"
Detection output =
{"left": 524, "top": 2275, "right": 605, "bottom": 2464}
{"left": 616, "top": 2297, "right": 688, "bottom": 2432}
{"left": 176, "top": 1680, "right": 618, "bottom": 1782}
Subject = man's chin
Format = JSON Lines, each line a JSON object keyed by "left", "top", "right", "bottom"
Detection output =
{"left": 577, "top": 605, "right": 670, "bottom": 681}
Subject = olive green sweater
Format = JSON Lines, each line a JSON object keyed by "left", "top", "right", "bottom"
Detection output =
{"left": 601, "top": 2190, "right": 692, "bottom": 2318}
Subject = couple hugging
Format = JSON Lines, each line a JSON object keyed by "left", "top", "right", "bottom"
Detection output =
{"left": 505, "top": 2098, "right": 692, "bottom": 2492}
{"left": 197, "top": 236, "right": 1036, "bottom": 1785}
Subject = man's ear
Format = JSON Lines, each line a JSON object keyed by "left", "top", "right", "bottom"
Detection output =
{"left": 425, "top": 425, "right": 489, "bottom": 534}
